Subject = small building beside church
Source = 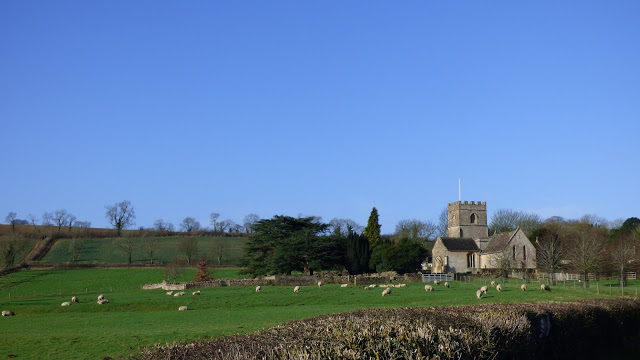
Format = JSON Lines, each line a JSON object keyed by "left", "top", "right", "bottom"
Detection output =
{"left": 431, "top": 201, "right": 537, "bottom": 274}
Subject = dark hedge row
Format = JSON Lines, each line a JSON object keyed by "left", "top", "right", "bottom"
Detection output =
{"left": 134, "top": 299, "right": 640, "bottom": 359}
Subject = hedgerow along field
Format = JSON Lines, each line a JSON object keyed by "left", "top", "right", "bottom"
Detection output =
{"left": 1, "top": 268, "right": 638, "bottom": 359}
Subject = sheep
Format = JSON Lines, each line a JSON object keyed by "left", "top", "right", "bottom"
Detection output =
{"left": 444, "top": 282, "right": 450, "bottom": 288}
{"left": 2, "top": 310, "right": 15, "bottom": 316}
{"left": 61, "top": 302, "right": 71, "bottom": 307}
{"left": 480, "top": 285, "right": 488, "bottom": 294}
{"left": 255, "top": 286, "right": 261, "bottom": 292}
{"left": 294, "top": 286, "right": 300, "bottom": 293}
{"left": 521, "top": 284, "right": 527, "bottom": 291}
{"left": 424, "top": 285, "right": 434, "bottom": 292}
{"left": 341, "top": 284, "right": 348, "bottom": 288}
{"left": 368, "top": 284, "right": 377, "bottom": 288}
{"left": 97, "top": 299, "right": 109, "bottom": 304}
{"left": 363, "top": 286, "right": 370, "bottom": 290}
{"left": 382, "top": 287, "right": 391, "bottom": 296}
{"left": 71, "top": 296, "right": 79, "bottom": 303}
{"left": 399, "top": 283, "right": 407, "bottom": 288}
{"left": 541, "top": 284, "right": 550, "bottom": 291}
{"left": 491, "top": 281, "right": 496, "bottom": 287}
{"left": 174, "top": 292, "right": 186, "bottom": 297}
{"left": 98, "top": 294, "right": 104, "bottom": 301}
{"left": 476, "top": 289, "right": 483, "bottom": 299}
{"left": 317, "top": 281, "right": 323, "bottom": 287}
{"left": 166, "top": 291, "right": 174, "bottom": 296}
{"left": 178, "top": 306, "right": 189, "bottom": 311}
{"left": 192, "top": 291, "right": 201, "bottom": 296}
{"left": 496, "top": 284, "right": 502, "bottom": 292}
{"left": 433, "top": 280, "right": 440, "bottom": 285}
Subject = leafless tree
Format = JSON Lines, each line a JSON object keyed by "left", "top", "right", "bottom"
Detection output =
{"left": 568, "top": 225, "right": 606, "bottom": 288}
{"left": 328, "top": 218, "right": 364, "bottom": 236}
{"left": 144, "top": 239, "right": 159, "bottom": 265}
{"left": 180, "top": 217, "right": 200, "bottom": 233}
{"left": 394, "top": 219, "right": 437, "bottom": 241}
{"left": 211, "top": 240, "right": 225, "bottom": 265}
{"left": 210, "top": 212, "right": 220, "bottom": 232}
{"left": 116, "top": 237, "right": 136, "bottom": 265}
{"left": 0, "top": 234, "right": 26, "bottom": 267}
{"left": 243, "top": 213, "right": 260, "bottom": 234}
{"left": 164, "top": 257, "right": 184, "bottom": 283}
{"left": 43, "top": 209, "right": 72, "bottom": 236}
{"left": 178, "top": 237, "right": 198, "bottom": 265}
{"left": 610, "top": 229, "right": 639, "bottom": 288}
{"left": 217, "top": 219, "right": 231, "bottom": 233}
{"left": 153, "top": 219, "right": 174, "bottom": 232}
{"left": 67, "top": 214, "right": 77, "bottom": 232}
{"left": 490, "top": 209, "right": 541, "bottom": 236}
{"left": 105, "top": 200, "right": 136, "bottom": 236}
{"left": 27, "top": 214, "right": 39, "bottom": 232}
{"left": 437, "top": 207, "right": 448, "bottom": 237}
{"left": 69, "top": 239, "right": 85, "bottom": 262}
{"left": 5, "top": 212, "right": 17, "bottom": 232}
{"left": 537, "top": 234, "right": 564, "bottom": 285}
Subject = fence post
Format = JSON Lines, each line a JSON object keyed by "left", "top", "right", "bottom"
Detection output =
{"left": 609, "top": 284, "right": 612, "bottom": 296}
{"left": 597, "top": 283, "right": 599, "bottom": 295}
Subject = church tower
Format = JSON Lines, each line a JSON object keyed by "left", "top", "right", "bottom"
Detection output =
{"left": 447, "top": 201, "right": 489, "bottom": 239}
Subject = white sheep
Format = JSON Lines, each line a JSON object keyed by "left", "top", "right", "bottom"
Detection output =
{"left": 382, "top": 287, "right": 391, "bottom": 296}
{"left": 541, "top": 284, "right": 550, "bottom": 291}
{"left": 98, "top": 294, "right": 104, "bottom": 301}
{"left": 173, "top": 291, "right": 186, "bottom": 297}
{"left": 294, "top": 286, "right": 300, "bottom": 293}
{"left": 166, "top": 291, "right": 174, "bottom": 296}
{"left": 433, "top": 280, "right": 440, "bottom": 285}
{"left": 341, "top": 284, "right": 348, "bottom": 288}
{"left": 71, "top": 296, "right": 79, "bottom": 303}
{"left": 192, "top": 291, "right": 201, "bottom": 296}
{"left": 2, "top": 310, "right": 15, "bottom": 316}
{"left": 61, "top": 302, "right": 71, "bottom": 306}
{"left": 368, "top": 284, "right": 377, "bottom": 288}
{"left": 317, "top": 281, "right": 323, "bottom": 287}
{"left": 255, "top": 286, "right": 261, "bottom": 292}
{"left": 491, "top": 281, "right": 496, "bottom": 287}
{"left": 178, "top": 306, "right": 189, "bottom": 311}
{"left": 476, "top": 289, "right": 483, "bottom": 299}
{"left": 521, "top": 284, "right": 527, "bottom": 291}
{"left": 424, "top": 285, "right": 434, "bottom": 292}
{"left": 496, "top": 284, "right": 502, "bottom": 292}
{"left": 399, "top": 283, "right": 407, "bottom": 287}
{"left": 480, "top": 285, "right": 488, "bottom": 294}
{"left": 363, "top": 286, "right": 370, "bottom": 290}
{"left": 444, "top": 282, "right": 450, "bottom": 288}
{"left": 97, "top": 299, "right": 109, "bottom": 304}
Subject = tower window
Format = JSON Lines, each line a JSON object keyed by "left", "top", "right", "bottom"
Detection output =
{"left": 470, "top": 213, "right": 477, "bottom": 224}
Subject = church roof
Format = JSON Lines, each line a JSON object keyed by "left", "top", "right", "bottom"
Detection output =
{"left": 482, "top": 228, "right": 518, "bottom": 254}
{"left": 440, "top": 237, "right": 480, "bottom": 251}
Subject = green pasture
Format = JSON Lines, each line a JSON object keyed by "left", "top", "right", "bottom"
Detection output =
{"left": 0, "top": 269, "right": 637, "bottom": 360}
{"left": 41, "top": 236, "right": 247, "bottom": 265}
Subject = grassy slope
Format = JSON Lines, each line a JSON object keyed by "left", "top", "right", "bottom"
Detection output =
{"left": 1, "top": 268, "right": 637, "bottom": 359}
{"left": 42, "top": 236, "right": 247, "bottom": 265}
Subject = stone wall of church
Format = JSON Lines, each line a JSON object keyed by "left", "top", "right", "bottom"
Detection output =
{"left": 447, "top": 201, "right": 489, "bottom": 239}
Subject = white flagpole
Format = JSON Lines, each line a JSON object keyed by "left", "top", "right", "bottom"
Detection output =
{"left": 458, "top": 178, "right": 461, "bottom": 202}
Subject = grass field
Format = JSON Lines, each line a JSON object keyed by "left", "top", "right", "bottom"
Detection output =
{"left": 1, "top": 269, "right": 638, "bottom": 359}
{"left": 41, "top": 236, "right": 248, "bottom": 265}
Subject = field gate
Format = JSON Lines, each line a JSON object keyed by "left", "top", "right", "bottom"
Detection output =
{"left": 422, "top": 273, "right": 453, "bottom": 282}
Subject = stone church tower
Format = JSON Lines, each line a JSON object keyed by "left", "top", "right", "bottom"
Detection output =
{"left": 446, "top": 201, "right": 489, "bottom": 239}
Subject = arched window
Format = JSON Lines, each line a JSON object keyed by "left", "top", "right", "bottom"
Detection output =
{"left": 470, "top": 213, "right": 477, "bottom": 224}
{"left": 523, "top": 246, "right": 527, "bottom": 261}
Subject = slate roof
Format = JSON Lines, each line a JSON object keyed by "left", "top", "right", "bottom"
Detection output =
{"left": 440, "top": 237, "right": 480, "bottom": 251}
{"left": 482, "top": 228, "right": 518, "bottom": 253}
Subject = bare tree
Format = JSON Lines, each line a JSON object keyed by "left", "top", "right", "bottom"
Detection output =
{"left": 43, "top": 209, "right": 72, "bottom": 236}
{"left": 116, "top": 237, "right": 136, "bottom": 265}
{"left": 394, "top": 219, "right": 437, "bottom": 241}
{"left": 211, "top": 240, "right": 225, "bottom": 265}
{"left": 67, "top": 214, "right": 77, "bottom": 232}
{"left": 27, "top": 214, "right": 39, "bottom": 232}
{"left": 178, "top": 237, "right": 198, "bottom": 265}
{"left": 0, "top": 234, "right": 26, "bottom": 267}
{"left": 568, "top": 225, "right": 606, "bottom": 288}
{"left": 210, "top": 212, "right": 220, "bottom": 232}
{"left": 105, "top": 200, "right": 136, "bottom": 236}
{"left": 537, "top": 234, "right": 564, "bottom": 285}
{"left": 5, "top": 212, "right": 17, "bottom": 232}
{"left": 164, "top": 257, "right": 184, "bottom": 283}
{"left": 153, "top": 219, "right": 174, "bottom": 232}
{"left": 437, "top": 207, "right": 448, "bottom": 238}
{"left": 180, "top": 217, "right": 201, "bottom": 233}
{"left": 490, "top": 209, "right": 541, "bottom": 236}
{"left": 217, "top": 219, "right": 231, "bottom": 233}
{"left": 243, "top": 213, "right": 260, "bottom": 234}
{"left": 144, "top": 239, "right": 159, "bottom": 265}
{"left": 610, "top": 229, "right": 639, "bottom": 288}
{"left": 69, "top": 239, "right": 85, "bottom": 262}
{"left": 328, "top": 218, "right": 364, "bottom": 236}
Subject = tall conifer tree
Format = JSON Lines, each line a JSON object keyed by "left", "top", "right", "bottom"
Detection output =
{"left": 364, "top": 207, "right": 381, "bottom": 249}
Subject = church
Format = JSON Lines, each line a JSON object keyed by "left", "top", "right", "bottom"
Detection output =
{"left": 431, "top": 201, "right": 537, "bottom": 274}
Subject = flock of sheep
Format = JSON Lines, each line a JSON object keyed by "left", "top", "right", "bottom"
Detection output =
{"left": 473, "top": 280, "right": 551, "bottom": 299}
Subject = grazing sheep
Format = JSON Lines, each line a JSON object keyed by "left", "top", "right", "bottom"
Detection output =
{"left": 541, "top": 284, "right": 550, "bottom": 291}
{"left": 424, "top": 285, "right": 434, "bottom": 292}
{"left": 61, "top": 302, "right": 71, "bottom": 306}
{"left": 166, "top": 291, "right": 174, "bottom": 296}
{"left": 97, "top": 299, "right": 109, "bottom": 304}
{"left": 496, "top": 284, "right": 502, "bottom": 292}
{"left": 368, "top": 284, "right": 377, "bottom": 288}
{"left": 399, "top": 283, "right": 407, "bottom": 287}
{"left": 255, "top": 286, "right": 261, "bottom": 292}
{"left": 2, "top": 310, "right": 15, "bottom": 316}
{"left": 98, "top": 294, "right": 104, "bottom": 301}
{"left": 71, "top": 296, "right": 79, "bottom": 303}
{"left": 521, "top": 284, "right": 527, "bottom": 291}
{"left": 178, "top": 306, "right": 189, "bottom": 311}
{"left": 433, "top": 280, "right": 440, "bottom": 285}
{"left": 480, "top": 285, "right": 488, "bottom": 294}
{"left": 294, "top": 286, "right": 300, "bottom": 293}
{"left": 317, "top": 281, "right": 323, "bottom": 287}
{"left": 444, "top": 282, "right": 449, "bottom": 288}
{"left": 341, "top": 284, "right": 348, "bottom": 288}
{"left": 491, "top": 281, "right": 496, "bottom": 287}
{"left": 476, "top": 290, "right": 483, "bottom": 299}
{"left": 192, "top": 291, "right": 201, "bottom": 296}
{"left": 382, "top": 287, "right": 391, "bottom": 296}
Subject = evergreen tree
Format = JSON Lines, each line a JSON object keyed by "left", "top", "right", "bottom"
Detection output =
{"left": 345, "top": 226, "right": 370, "bottom": 274}
{"left": 364, "top": 207, "right": 381, "bottom": 249}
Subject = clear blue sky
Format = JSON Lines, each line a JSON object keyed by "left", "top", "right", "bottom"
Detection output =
{"left": 2, "top": 1, "right": 639, "bottom": 232}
